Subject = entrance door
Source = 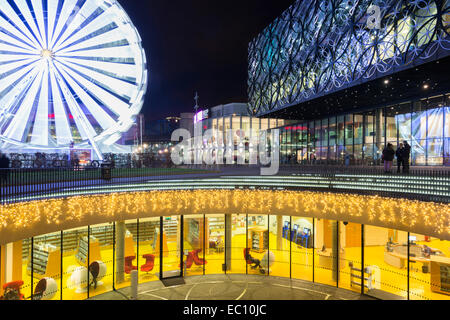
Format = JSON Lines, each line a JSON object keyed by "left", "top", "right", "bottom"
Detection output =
{"left": 160, "top": 216, "right": 182, "bottom": 279}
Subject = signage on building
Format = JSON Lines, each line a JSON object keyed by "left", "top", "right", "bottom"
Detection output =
{"left": 194, "top": 109, "right": 209, "bottom": 123}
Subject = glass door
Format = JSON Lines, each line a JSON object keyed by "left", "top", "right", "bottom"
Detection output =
{"left": 183, "top": 215, "right": 205, "bottom": 277}
{"left": 160, "top": 216, "right": 182, "bottom": 279}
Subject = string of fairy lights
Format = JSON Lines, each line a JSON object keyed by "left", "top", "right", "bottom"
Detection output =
{"left": 0, "top": 190, "right": 448, "bottom": 244}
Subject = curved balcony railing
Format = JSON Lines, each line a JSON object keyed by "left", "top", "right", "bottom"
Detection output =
{"left": 0, "top": 166, "right": 448, "bottom": 205}
{"left": 0, "top": 165, "right": 449, "bottom": 301}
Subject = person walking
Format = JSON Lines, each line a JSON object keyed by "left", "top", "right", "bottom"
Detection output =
{"left": 401, "top": 141, "right": 411, "bottom": 173}
{"left": 0, "top": 153, "right": 10, "bottom": 203}
{"left": 0, "top": 153, "right": 10, "bottom": 182}
{"left": 382, "top": 143, "right": 395, "bottom": 173}
{"left": 396, "top": 143, "right": 404, "bottom": 173}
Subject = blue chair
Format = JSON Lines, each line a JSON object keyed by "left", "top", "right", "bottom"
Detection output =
{"left": 300, "top": 228, "right": 311, "bottom": 248}
{"left": 282, "top": 222, "right": 290, "bottom": 239}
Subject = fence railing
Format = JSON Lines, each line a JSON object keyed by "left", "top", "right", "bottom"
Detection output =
{"left": 279, "top": 164, "right": 450, "bottom": 174}
{"left": 0, "top": 166, "right": 217, "bottom": 204}
{"left": 0, "top": 165, "right": 449, "bottom": 205}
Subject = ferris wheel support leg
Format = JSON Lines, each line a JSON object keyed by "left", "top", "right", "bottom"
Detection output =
{"left": 89, "top": 140, "right": 104, "bottom": 162}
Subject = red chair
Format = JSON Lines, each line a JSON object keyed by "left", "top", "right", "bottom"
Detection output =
{"left": 140, "top": 254, "right": 155, "bottom": 273}
{"left": 244, "top": 248, "right": 261, "bottom": 271}
{"left": 192, "top": 249, "right": 207, "bottom": 265}
{"left": 244, "top": 248, "right": 252, "bottom": 265}
{"left": 124, "top": 255, "right": 138, "bottom": 274}
{"left": 1, "top": 281, "right": 24, "bottom": 300}
{"left": 184, "top": 251, "right": 195, "bottom": 269}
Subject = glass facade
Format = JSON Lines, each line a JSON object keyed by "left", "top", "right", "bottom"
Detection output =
{"left": 162, "top": 216, "right": 181, "bottom": 278}
{"left": 2, "top": 214, "right": 449, "bottom": 300}
{"left": 275, "top": 94, "right": 450, "bottom": 166}
{"left": 205, "top": 215, "right": 225, "bottom": 275}
{"left": 183, "top": 215, "right": 205, "bottom": 277}
{"left": 191, "top": 115, "right": 291, "bottom": 164}
{"left": 248, "top": 0, "right": 449, "bottom": 116}
{"left": 138, "top": 217, "right": 160, "bottom": 283}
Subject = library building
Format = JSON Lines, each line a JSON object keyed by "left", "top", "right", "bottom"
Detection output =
{"left": 0, "top": 0, "right": 449, "bottom": 303}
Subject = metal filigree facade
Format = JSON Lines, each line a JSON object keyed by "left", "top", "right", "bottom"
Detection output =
{"left": 248, "top": 0, "right": 450, "bottom": 116}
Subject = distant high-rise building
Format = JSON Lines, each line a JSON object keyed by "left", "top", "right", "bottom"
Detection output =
{"left": 180, "top": 113, "right": 195, "bottom": 137}
{"left": 145, "top": 117, "right": 180, "bottom": 142}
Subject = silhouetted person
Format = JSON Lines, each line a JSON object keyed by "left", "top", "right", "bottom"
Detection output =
{"left": 423, "top": 245, "right": 432, "bottom": 258}
{"left": 0, "top": 153, "right": 9, "bottom": 203}
{"left": 382, "top": 143, "right": 395, "bottom": 173}
{"left": 0, "top": 153, "right": 10, "bottom": 182}
{"left": 344, "top": 153, "right": 350, "bottom": 167}
{"left": 71, "top": 154, "right": 80, "bottom": 169}
{"left": 401, "top": 141, "right": 411, "bottom": 173}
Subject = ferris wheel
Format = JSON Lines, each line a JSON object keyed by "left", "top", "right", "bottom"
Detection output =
{"left": 0, "top": 0, "right": 147, "bottom": 159}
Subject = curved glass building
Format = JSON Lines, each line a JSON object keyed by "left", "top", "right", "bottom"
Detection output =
{"left": 249, "top": 0, "right": 450, "bottom": 166}
{"left": 0, "top": 0, "right": 449, "bottom": 303}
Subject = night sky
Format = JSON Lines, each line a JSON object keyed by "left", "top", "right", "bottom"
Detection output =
{"left": 119, "top": 0, "right": 294, "bottom": 121}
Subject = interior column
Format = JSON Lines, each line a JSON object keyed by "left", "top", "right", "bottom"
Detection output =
{"left": 331, "top": 222, "right": 338, "bottom": 282}
{"left": 0, "top": 244, "right": 5, "bottom": 296}
{"left": 277, "top": 215, "right": 283, "bottom": 250}
{"left": 225, "top": 214, "right": 232, "bottom": 271}
{"left": 115, "top": 221, "right": 125, "bottom": 284}
{"left": 376, "top": 108, "right": 383, "bottom": 157}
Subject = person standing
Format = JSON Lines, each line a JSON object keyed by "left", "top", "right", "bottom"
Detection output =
{"left": 401, "top": 141, "right": 411, "bottom": 173}
{"left": 396, "top": 143, "right": 404, "bottom": 173}
{"left": 382, "top": 143, "right": 395, "bottom": 173}
{"left": 344, "top": 152, "right": 350, "bottom": 167}
{"left": 71, "top": 153, "right": 80, "bottom": 169}
{"left": 0, "top": 153, "right": 10, "bottom": 182}
{"left": 0, "top": 153, "right": 10, "bottom": 204}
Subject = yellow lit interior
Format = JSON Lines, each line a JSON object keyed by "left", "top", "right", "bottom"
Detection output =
{"left": 14, "top": 221, "right": 450, "bottom": 301}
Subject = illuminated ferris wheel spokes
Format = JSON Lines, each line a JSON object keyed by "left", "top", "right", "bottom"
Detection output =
{"left": 0, "top": 0, "right": 147, "bottom": 158}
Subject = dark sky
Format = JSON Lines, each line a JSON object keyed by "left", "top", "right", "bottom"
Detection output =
{"left": 119, "top": 0, "right": 294, "bottom": 121}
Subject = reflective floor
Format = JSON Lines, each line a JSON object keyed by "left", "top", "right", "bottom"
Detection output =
{"left": 19, "top": 234, "right": 450, "bottom": 300}
{"left": 89, "top": 274, "right": 375, "bottom": 300}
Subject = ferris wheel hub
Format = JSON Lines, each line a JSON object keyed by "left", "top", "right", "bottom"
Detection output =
{"left": 40, "top": 49, "right": 54, "bottom": 60}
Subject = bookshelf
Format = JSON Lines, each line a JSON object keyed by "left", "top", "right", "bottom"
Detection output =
{"left": 75, "top": 236, "right": 102, "bottom": 266}
{"left": 187, "top": 219, "right": 200, "bottom": 247}
{"left": 125, "top": 221, "right": 159, "bottom": 244}
{"left": 249, "top": 227, "right": 268, "bottom": 253}
{"left": 163, "top": 218, "right": 179, "bottom": 241}
{"left": 206, "top": 217, "right": 224, "bottom": 254}
{"left": 27, "top": 243, "right": 61, "bottom": 279}
{"left": 22, "top": 226, "right": 115, "bottom": 259}
{"left": 431, "top": 256, "right": 450, "bottom": 295}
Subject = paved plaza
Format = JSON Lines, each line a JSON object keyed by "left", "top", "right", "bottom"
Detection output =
{"left": 90, "top": 274, "right": 375, "bottom": 301}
